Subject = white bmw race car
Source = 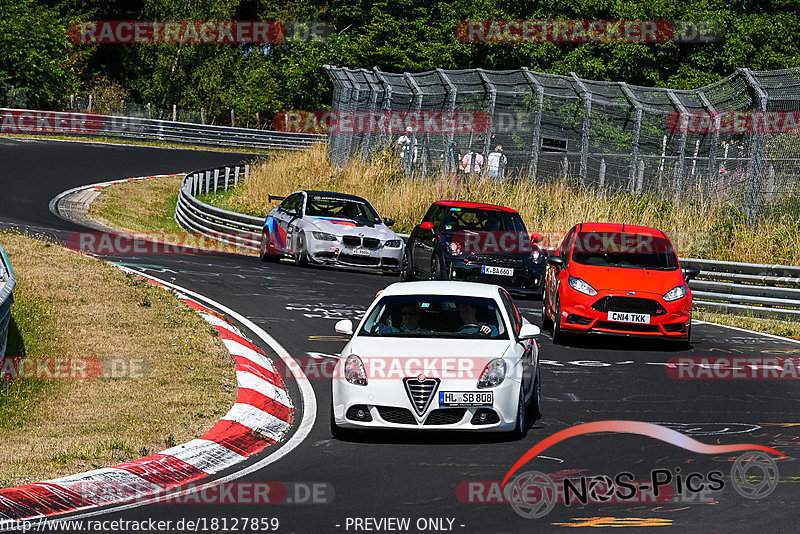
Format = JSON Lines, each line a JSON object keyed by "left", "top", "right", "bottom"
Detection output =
{"left": 330, "top": 281, "right": 542, "bottom": 439}
{"left": 259, "top": 190, "right": 405, "bottom": 271}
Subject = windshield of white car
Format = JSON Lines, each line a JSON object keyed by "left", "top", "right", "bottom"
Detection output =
{"left": 305, "top": 195, "right": 381, "bottom": 225}
{"left": 571, "top": 232, "right": 679, "bottom": 270}
{"left": 359, "top": 295, "right": 508, "bottom": 339}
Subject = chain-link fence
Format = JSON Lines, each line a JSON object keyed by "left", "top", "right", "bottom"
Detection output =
{"left": 326, "top": 66, "right": 800, "bottom": 223}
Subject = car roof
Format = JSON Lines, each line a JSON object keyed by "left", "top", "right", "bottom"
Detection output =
{"left": 377, "top": 281, "right": 503, "bottom": 299}
{"left": 301, "top": 190, "right": 370, "bottom": 203}
{"left": 433, "top": 201, "right": 518, "bottom": 213}
{"left": 574, "top": 222, "right": 668, "bottom": 239}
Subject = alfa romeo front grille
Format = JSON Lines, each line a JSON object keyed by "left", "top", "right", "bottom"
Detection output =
{"left": 591, "top": 296, "right": 666, "bottom": 316}
{"left": 403, "top": 378, "right": 440, "bottom": 416}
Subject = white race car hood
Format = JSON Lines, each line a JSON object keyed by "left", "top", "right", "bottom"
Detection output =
{"left": 307, "top": 217, "right": 398, "bottom": 240}
{"left": 344, "top": 337, "right": 511, "bottom": 381}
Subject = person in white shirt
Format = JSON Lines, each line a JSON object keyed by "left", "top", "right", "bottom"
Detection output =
{"left": 487, "top": 145, "right": 507, "bottom": 180}
{"left": 396, "top": 126, "right": 418, "bottom": 176}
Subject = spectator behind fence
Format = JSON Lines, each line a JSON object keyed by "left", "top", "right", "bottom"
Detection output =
{"left": 461, "top": 149, "right": 483, "bottom": 177}
{"left": 487, "top": 145, "right": 507, "bottom": 179}
{"left": 397, "top": 126, "right": 418, "bottom": 176}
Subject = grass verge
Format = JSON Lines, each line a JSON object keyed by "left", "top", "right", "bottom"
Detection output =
{"left": 0, "top": 229, "right": 236, "bottom": 487}
{"left": 694, "top": 310, "right": 800, "bottom": 341}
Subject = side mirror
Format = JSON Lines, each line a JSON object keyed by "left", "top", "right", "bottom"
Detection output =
{"left": 518, "top": 323, "right": 541, "bottom": 340}
{"left": 532, "top": 233, "right": 544, "bottom": 243}
{"left": 335, "top": 319, "right": 354, "bottom": 335}
{"left": 547, "top": 255, "right": 564, "bottom": 267}
{"left": 384, "top": 217, "right": 395, "bottom": 227}
{"left": 420, "top": 221, "right": 434, "bottom": 231}
{"left": 683, "top": 266, "right": 700, "bottom": 281}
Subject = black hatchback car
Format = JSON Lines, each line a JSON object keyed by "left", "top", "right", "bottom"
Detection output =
{"left": 400, "top": 201, "right": 546, "bottom": 296}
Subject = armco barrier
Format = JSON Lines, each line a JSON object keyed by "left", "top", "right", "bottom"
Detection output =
{"left": 683, "top": 258, "right": 800, "bottom": 320}
{"left": 0, "top": 108, "right": 325, "bottom": 151}
{"left": 175, "top": 165, "right": 263, "bottom": 251}
{"left": 173, "top": 168, "right": 800, "bottom": 320}
{"left": 0, "top": 244, "right": 16, "bottom": 358}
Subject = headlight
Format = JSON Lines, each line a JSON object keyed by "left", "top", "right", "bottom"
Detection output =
{"left": 344, "top": 354, "right": 367, "bottom": 385}
{"left": 477, "top": 359, "right": 506, "bottom": 389}
{"left": 531, "top": 250, "right": 543, "bottom": 263}
{"left": 312, "top": 232, "right": 337, "bottom": 241}
{"left": 663, "top": 284, "right": 688, "bottom": 302}
{"left": 568, "top": 275, "right": 597, "bottom": 296}
{"left": 384, "top": 239, "right": 402, "bottom": 248}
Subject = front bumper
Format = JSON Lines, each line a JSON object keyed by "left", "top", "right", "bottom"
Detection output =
{"left": 332, "top": 377, "right": 521, "bottom": 432}
{"left": 448, "top": 258, "right": 545, "bottom": 295}
{"left": 558, "top": 290, "right": 691, "bottom": 339}
{"left": 307, "top": 240, "right": 404, "bottom": 271}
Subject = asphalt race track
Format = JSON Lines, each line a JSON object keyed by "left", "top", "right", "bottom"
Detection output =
{"left": 1, "top": 137, "right": 799, "bottom": 533}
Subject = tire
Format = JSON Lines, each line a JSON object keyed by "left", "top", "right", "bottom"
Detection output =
{"left": 259, "top": 231, "right": 278, "bottom": 262}
{"left": 294, "top": 231, "right": 309, "bottom": 266}
{"left": 540, "top": 290, "right": 553, "bottom": 330}
{"left": 551, "top": 293, "right": 564, "bottom": 345}
{"left": 530, "top": 366, "right": 542, "bottom": 421}
{"left": 400, "top": 249, "right": 414, "bottom": 281}
{"left": 509, "top": 384, "right": 528, "bottom": 440}
{"left": 429, "top": 253, "right": 445, "bottom": 281}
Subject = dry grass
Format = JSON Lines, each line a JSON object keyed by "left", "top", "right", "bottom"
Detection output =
{"left": 91, "top": 175, "right": 257, "bottom": 256}
{"left": 90, "top": 175, "right": 185, "bottom": 235}
{"left": 0, "top": 230, "right": 236, "bottom": 487}
{"left": 694, "top": 311, "right": 800, "bottom": 341}
{"left": 216, "top": 145, "right": 800, "bottom": 265}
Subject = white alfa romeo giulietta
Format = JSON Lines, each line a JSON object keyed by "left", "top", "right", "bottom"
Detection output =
{"left": 330, "top": 281, "right": 541, "bottom": 439}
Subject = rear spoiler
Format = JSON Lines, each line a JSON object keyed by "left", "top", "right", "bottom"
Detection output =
{"left": 268, "top": 195, "right": 286, "bottom": 202}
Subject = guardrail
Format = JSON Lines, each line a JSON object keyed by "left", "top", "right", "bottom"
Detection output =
{"left": 174, "top": 166, "right": 800, "bottom": 320}
{"left": 0, "top": 108, "right": 326, "bottom": 151}
{"left": 683, "top": 258, "right": 800, "bottom": 320}
{"left": 175, "top": 165, "right": 263, "bottom": 251}
{"left": 0, "top": 244, "right": 16, "bottom": 358}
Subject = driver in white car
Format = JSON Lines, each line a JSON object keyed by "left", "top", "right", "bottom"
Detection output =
{"left": 377, "top": 303, "right": 431, "bottom": 334}
{"left": 456, "top": 302, "right": 498, "bottom": 336}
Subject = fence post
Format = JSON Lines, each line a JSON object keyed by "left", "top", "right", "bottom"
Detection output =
{"left": 213, "top": 169, "right": 219, "bottom": 192}
{"left": 203, "top": 171, "right": 210, "bottom": 194}
{"left": 599, "top": 158, "right": 606, "bottom": 190}
{"left": 477, "top": 68, "right": 497, "bottom": 162}
{"left": 437, "top": 68, "right": 458, "bottom": 174}
{"left": 201, "top": 107, "right": 206, "bottom": 125}
{"left": 88, "top": 94, "right": 93, "bottom": 112}
{"left": 360, "top": 68, "right": 381, "bottom": 162}
{"left": 666, "top": 90, "right": 688, "bottom": 200}
{"left": 698, "top": 91, "right": 719, "bottom": 187}
{"left": 521, "top": 67, "right": 544, "bottom": 179}
{"left": 224, "top": 167, "right": 230, "bottom": 190}
{"left": 147, "top": 102, "right": 151, "bottom": 119}
{"left": 562, "top": 156, "right": 569, "bottom": 181}
{"left": 230, "top": 109, "right": 235, "bottom": 127}
{"left": 404, "top": 72, "right": 425, "bottom": 176}
{"left": 637, "top": 158, "right": 645, "bottom": 191}
{"left": 374, "top": 67, "right": 394, "bottom": 151}
{"left": 172, "top": 104, "right": 177, "bottom": 121}
{"left": 620, "top": 82, "right": 642, "bottom": 192}
{"left": 739, "top": 68, "right": 768, "bottom": 224}
{"left": 342, "top": 69, "right": 362, "bottom": 165}
{"left": 570, "top": 73, "right": 591, "bottom": 185}
{"left": 234, "top": 166, "right": 240, "bottom": 187}
{"left": 245, "top": 164, "right": 250, "bottom": 181}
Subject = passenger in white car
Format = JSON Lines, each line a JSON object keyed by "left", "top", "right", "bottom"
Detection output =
{"left": 377, "top": 303, "right": 431, "bottom": 334}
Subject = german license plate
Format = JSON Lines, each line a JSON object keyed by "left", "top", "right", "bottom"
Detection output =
{"left": 353, "top": 248, "right": 371, "bottom": 256}
{"left": 481, "top": 265, "right": 513, "bottom": 276}
{"left": 439, "top": 391, "right": 493, "bottom": 407}
{"left": 609, "top": 311, "right": 650, "bottom": 324}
